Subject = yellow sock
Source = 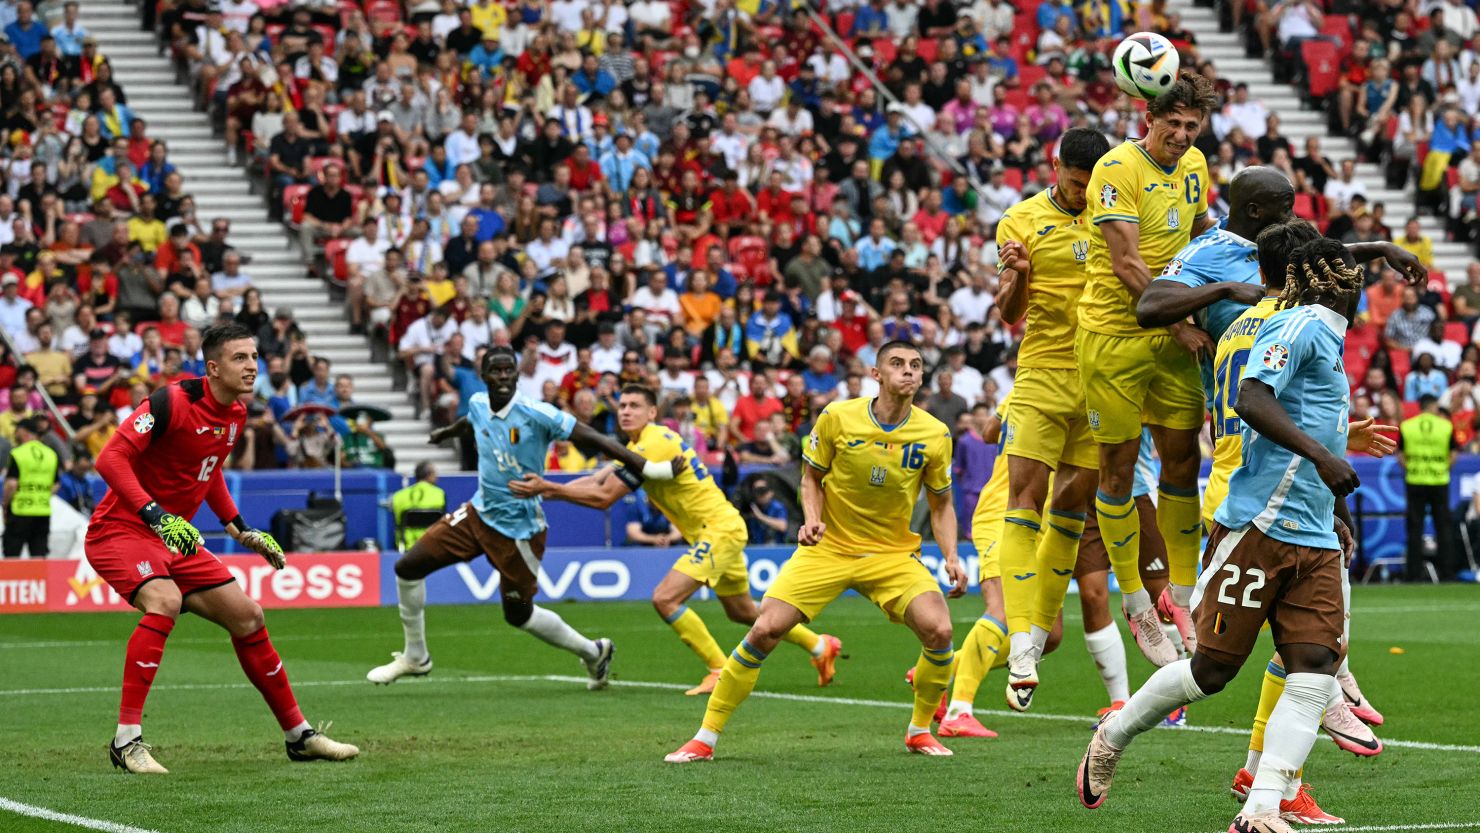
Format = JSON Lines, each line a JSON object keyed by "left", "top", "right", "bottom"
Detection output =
{"left": 664, "top": 605, "right": 726, "bottom": 670}
{"left": 950, "top": 615, "right": 1006, "bottom": 706}
{"left": 911, "top": 645, "right": 955, "bottom": 728}
{"left": 700, "top": 639, "right": 768, "bottom": 734}
{"left": 1249, "top": 659, "right": 1287, "bottom": 754}
{"left": 779, "top": 624, "right": 821, "bottom": 655}
{"left": 1000, "top": 508, "right": 1041, "bottom": 636}
{"left": 1031, "top": 509, "right": 1086, "bottom": 632}
{"left": 1158, "top": 486, "right": 1202, "bottom": 591}
{"left": 1096, "top": 490, "right": 1143, "bottom": 596}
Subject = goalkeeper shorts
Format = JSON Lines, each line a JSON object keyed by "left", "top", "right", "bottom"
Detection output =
{"left": 85, "top": 518, "right": 234, "bottom": 603}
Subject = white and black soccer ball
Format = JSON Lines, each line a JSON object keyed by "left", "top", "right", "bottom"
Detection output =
{"left": 1112, "top": 32, "right": 1180, "bottom": 101}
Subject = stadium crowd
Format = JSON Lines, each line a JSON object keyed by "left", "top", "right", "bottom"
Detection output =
{"left": 4, "top": 0, "right": 1480, "bottom": 526}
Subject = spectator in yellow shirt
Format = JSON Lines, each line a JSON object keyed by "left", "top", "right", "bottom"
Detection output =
{"left": 1395, "top": 216, "right": 1434, "bottom": 268}
{"left": 125, "top": 194, "right": 167, "bottom": 253}
{"left": 469, "top": 0, "right": 505, "bottom": 39}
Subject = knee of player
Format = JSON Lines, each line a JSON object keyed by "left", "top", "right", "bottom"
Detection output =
{"left": 231, "top": 602, "right": 266, "bottom": 637}
{"left": 502, "top": 595, "right": 534, "bottom": 628}
{"left": 141, "top": 589, "right": 183, "bottom": 619}
{"left": 651, "top": 596, "right": 682, "bottom": 620}
{"left": 394, "top": 551, "right": 432, "bottom": 581}
{"left": 1189, "top": 652, "right": 1237, "bottom": 695}
{"left": 917, "top": 621, "right": 954, "bottom": 651}
{"left": 1279, "top": 643, "right": 1340, "bottom": 676}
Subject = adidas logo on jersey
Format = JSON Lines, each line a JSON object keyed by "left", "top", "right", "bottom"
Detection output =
{"left": 1145, "top": 558, "right": 1165, "bottom": 572}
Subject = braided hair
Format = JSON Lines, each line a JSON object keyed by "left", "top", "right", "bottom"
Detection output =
{"left": 1277, "top": 238, "right": 1364, "bottom": 310}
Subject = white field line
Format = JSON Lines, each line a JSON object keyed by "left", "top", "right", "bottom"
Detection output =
{"left": 2, "top": 672, "right": 1476, "bottom": 754}
{"left": 1202, "top": 824, "right": 1480, "bottom": 833}
{"left": 0, "top": 797, "right": 163, "bottom": 833}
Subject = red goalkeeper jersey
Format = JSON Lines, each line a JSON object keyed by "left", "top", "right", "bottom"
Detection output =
{"left": 92, "top": 378, "right": 245, "bottom": 531}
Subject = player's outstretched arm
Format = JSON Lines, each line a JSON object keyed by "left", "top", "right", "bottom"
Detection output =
{"left": 1236, "top": 378, "right": 1359, "bottom": 496}
{"left": 429, "top": 417, "right": 472, "bottom": 445}
{"left": 1346, "top": 416, "right": 1398, "bottom": 457}
{"left": 509, "top": 466, "right": 633, "bottom": 510}
{"left": 1136, "top": 279, "right": 1267, "bottom": 329}
{"left": 568, "top": 421, "right": 683, "bottom": 481}
{"left": 1344, "top": 241, "right": 1427, "bottom": 286}
{"left": 925, "top": 487, "right": 967, "bottom": 598}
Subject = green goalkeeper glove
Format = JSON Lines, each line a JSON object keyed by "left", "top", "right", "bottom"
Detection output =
{"left": 139, "top": 502, "right": 202, "bottom": 556}
{"left": 239, "top": 528, "right": 285, "bottom": 570}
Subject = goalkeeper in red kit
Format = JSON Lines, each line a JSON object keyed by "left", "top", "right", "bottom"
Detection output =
{"left": 88, "top": 322, "right": 359, "bottom": 774}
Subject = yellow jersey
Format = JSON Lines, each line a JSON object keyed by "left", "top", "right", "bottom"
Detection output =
{"left": 996, "top": 187, "right": 1090, "bottom": 369}
{"left": 625, "top": 423, "right": 746, "bottom": 541}
{"left": 1205, "top": 296, "right": 1282, "bottom": 517}
{"left": 802, "top": 397, "right": 953, "bottom": 558}
{"left": 470, "top": 1, "right": 506, "bottom": 38}
{"left": 1081, "top": 140, "right": 1210, "bottom": 337}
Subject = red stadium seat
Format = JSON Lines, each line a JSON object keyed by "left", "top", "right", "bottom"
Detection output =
{"left": 1018, "top": 64, "right": 1048, "bottom": 89}
{"left": 1402, "top": 401, "right": 1421, "bottom": 419}
{"left": 1001, "top": 167, "right": 1024, "bottom": 192}
{"left": 1003, "top": 88, "right": 1031, "bottom": 110}
{"left": 916, "top": 38, "right": 938, "bottom": 63}
{"left": 282, "top": 184, "right": 311, "bottom": 227}
{"left": 323, "top": 238, "right": 351, "bottom": 285}
{"left": 1445, "top": 321, "right": 1469, "bottom": 345}
{"left": 871, "top": 39, "right": 897, "bottom": 65}
{"left": 1301, "top": 40, "right": 1341, "bottom": 100}
{"left": 1293, "top": 193, "right": 1317, "bottom": 220}
{"left": 1389, "top": 349, "right": 1411, "bottom": 385}
{"left": 834, "top": 11, "right": 854, "bottom": 36}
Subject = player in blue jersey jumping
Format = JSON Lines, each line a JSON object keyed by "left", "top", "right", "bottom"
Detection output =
{"left": 1078, "top": 238, "right": 1390, "bottom": 833}
{"left": 367, "top": 345, "right": 681, "bottom": 687}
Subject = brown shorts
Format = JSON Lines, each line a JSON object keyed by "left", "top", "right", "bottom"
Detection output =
{"left": 1192, "top": 523, "right": 1344, "bottom": 667}
{"left": 1074, "top": 495, "right": 1169, "bottom": 580}
{"left": 412, "top": 502, "right": 547, "bottom": 600}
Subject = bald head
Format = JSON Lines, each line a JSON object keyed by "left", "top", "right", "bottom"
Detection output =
{"left": 1227, "top": 166, "right": 1295, "bottom": 235}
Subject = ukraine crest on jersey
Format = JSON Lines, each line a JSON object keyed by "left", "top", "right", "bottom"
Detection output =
{"left": 1214, "top": 305, "right": 1350, "bottom": 550}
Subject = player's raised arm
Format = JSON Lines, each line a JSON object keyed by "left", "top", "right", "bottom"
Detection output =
{"left": 429, "top": 416, "right": 473, "bottom": 445}
{"left": 994, "top": 239, "right": 1031, "bottom": 325}
{"left": 1343, "top": 240, "right": 1427, "bottom": 286}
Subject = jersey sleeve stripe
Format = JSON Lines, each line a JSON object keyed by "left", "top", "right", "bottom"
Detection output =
{"left": 927, "top": 482, "right": 953, "bottom": 495}
{"left": 1093, "top": 213, "right": 1139, "bottom": 225}
{"left": 801, "top": 454, "right": 830, "bottom": 472}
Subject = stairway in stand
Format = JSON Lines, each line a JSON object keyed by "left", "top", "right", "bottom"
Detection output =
{"left": 1175, "top": 0, "right": 1472, "bottom": 280}
{"left": 83, "top": 0, "right": 455, "bottom": 473}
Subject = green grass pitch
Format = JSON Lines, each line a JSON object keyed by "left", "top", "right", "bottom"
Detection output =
{"left": 1, "top": 585, "right": 1477, "bottom": 833}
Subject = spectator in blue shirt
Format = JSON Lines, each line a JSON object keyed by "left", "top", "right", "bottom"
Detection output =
{"left": 854, "top": 218, "right": 898, "bottom": 270}
{"left": 1037, "top": 0, "right": 1076, "bottom": 33}
{"left": 986, "top": 36, "right": 1020, "bottom": 83}
{"left": 467, "top": 33, "right": 504, "bottom": 79}
{"left": 868, "top": 110, "right": 906, "bottom": 161}
{"left": 4, "top": 1, "right": 47, "bottom": 60}
{"left": 468, "top": 183, "right": 506, "bottom": 241}
{"left": 744, "top": 479, "right": 790, "bottom": 545}
{"left": 801, "top": 346, "right": 839, "bottom": 396}
{"left": 598, "top": 133, "right": 651, "bottom": 195}
{"left": 623, "top": 490, "right": 681, "bottom": 546}
{"left": 1405, "top": 352, "right": 1450, "bottom": 402}
{"left": 852, "top": 0, "right": 891, "bottom": 37}
{"left": 56, "top": 451, "right": 95, "bottom": 513}
{"left": 298, "top": 356, "right": 338, "bottom": 407}
{"left": 571, "top": 54, "right": 616, "bottom": 100}
{"left": 50, "top": 1, "right": 87, "bottom": 57}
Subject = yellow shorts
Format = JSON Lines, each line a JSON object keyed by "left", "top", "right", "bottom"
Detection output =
{"left": 765, "top": 548, "right": 941, "bottom": 624}
{"left": 1075, "top": 329, "right": 1205, "bottom": 444}
{"left": 671, "top": 525, "right": 751, "bottom": 597}
{"left": 971, "top": 452, "right": 1010, "bottom": 583}
{"left": 1202, "top": 435, "right": 1241, "bottom": 528}
{"left": 1003, "top": 367, "right": 1099, "bottom": 470}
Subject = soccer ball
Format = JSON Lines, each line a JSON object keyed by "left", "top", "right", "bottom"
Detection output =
{"left": 1112, "top": 32, "right": 1180, "bottom": 100}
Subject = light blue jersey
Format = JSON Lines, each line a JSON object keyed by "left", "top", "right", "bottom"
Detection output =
{"left": 1158, "top": 223, "right": 1261, "bottom": 406}
{"left": 1133, "top": 426, "right": 1158, "bottom": 499}
{"left": 467, "top": 391, "right": 577, "bottom": 539}
{"left": 1213, "top": 305, "right": 1350, "bottom": 550}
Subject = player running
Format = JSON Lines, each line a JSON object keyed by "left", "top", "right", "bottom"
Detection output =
{"left": 665, "top": 341, "right": 967, "bottom": 762}
{"left": 509, "top": 384, "right": 843, "bottom": 695}
{"left": 1076, "top": 72, "right": 1218, "bottom": 666}
{"left": 1076, "top": 239, "right": 1389, "bottom": 833}
{"left": 366, "top": 346, "right": 680, "bottom": 688}
{"left": 989, "top": 127, "right": 1112, "bottom": 712}
{"left": 89, "top": 322, "right": 358, "bottom": 773}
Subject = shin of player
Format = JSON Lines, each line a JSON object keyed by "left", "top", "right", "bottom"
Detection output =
{"left": 666, "top": 341, "right": 968, "bottom": 762}
{"left": 1078, "top": 240, "right": 1368, "bottom": 832}
{"left": 92, "top": 323, "right": 355, "bottom": 773}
